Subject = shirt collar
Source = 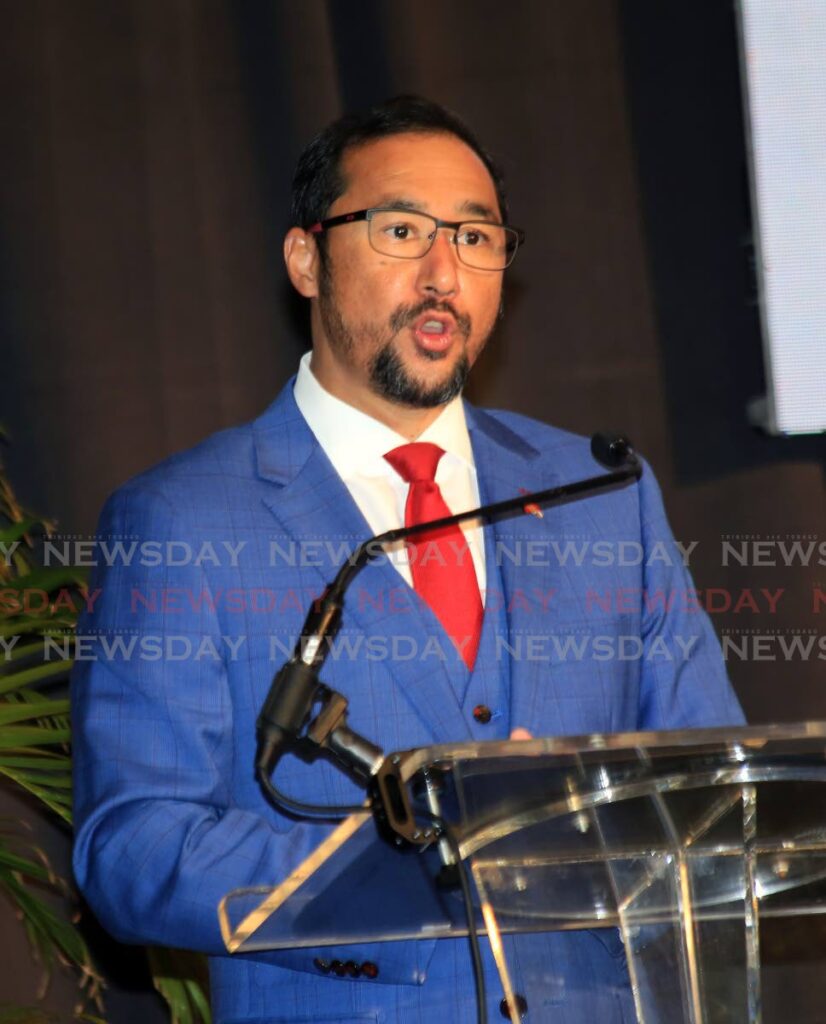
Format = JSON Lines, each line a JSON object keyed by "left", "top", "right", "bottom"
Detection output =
{"left": 293, "top": 351, "right": 475, "bottom": 479}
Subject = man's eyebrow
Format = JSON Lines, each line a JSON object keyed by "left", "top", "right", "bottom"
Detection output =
{"left": 374, "top": 196, "right": 427, "bottom": 212}
{"left": 458, "top": 199, "right": 500, "bottom": 221}
{"left": 374, "top": 196, "right": 501, "bottom": 221}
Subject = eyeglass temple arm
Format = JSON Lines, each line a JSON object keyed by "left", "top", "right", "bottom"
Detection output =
{"left": 306, "top": 211, "right": 370, "bottom": 234}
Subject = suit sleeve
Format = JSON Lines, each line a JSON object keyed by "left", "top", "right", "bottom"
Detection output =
{"left": 71, "top": 483, "right": 336, "bottom": 956}
{"left": 635, "top": 461, "right": 745, "bottom": 730}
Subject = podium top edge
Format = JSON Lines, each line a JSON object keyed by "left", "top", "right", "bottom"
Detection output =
{"left": 389, "top": 720, "right": 826, "bottom": 776}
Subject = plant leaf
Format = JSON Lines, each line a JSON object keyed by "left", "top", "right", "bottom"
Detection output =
{"left": 0, "top": 702, "right": 71, "bottom": 726}
{"left": 147, "top": 947, "right": 211, "bottom": 1024}
{"left": 0, "top": 518, "right": 41, "bottom": 548}
{"left": 0, "top": 836, "right": 90, "bottom": 972}
{"left": 0, "top": 754, "right": 72, "bottom": 772}
{"left": 1, "top": 567, "right": 86, "bottom": 594}
{"left": 0, "top": 662, "right": 75, "bottom": 696}
{"left": 0, "top": 726, "right": 71, "bottom": 748}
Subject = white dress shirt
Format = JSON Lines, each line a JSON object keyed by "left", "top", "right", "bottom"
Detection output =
{"left": 292, "top": 351, "right": 486, "bottom": 592}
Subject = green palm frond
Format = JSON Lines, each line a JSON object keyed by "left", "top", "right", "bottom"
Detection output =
{"left": 0, "top": 826, "right": 102, "bottom": 1014}
{"left": 0, "top": 434, "right": 210, "bottom": 1022}
{"left": 0, "top": 439, "right": 101, "bottom": 1016}
{"left": 147, "top": 948, "right": 211, "bottom": 1024}
{"left": 0, "top": 1006, "right": 56, "bottom": 1023}
{"left": 2, "top": 566, "right": 87, "bottom": 595}
{"left": 0, "top": 445, "right": 81, "bottom": 828}
{"left": 0, "top": 661, "right": 76, "bottom": 698}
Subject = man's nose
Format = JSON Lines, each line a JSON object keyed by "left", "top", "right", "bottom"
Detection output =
{"left": 415, "top": 228, "right": 461, "bottom": 297}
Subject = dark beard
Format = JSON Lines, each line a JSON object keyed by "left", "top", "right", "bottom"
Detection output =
{"left": 368, "top": 342, "right": 470, "bottom": 408}
{"left": 317, "top": 261, "right": 476, "bottom": 408}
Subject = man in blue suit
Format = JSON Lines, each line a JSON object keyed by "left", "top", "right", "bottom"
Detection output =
{"left": 72, "top": 97, "right": 744, "bottom": 1023}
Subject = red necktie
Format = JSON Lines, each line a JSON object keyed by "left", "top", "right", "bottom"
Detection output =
{"left": 384, "top": 442, "right": 483, "bottom": 670}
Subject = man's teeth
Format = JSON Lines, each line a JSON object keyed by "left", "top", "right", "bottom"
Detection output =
{"left": 420, "top": 320, "right": 446, "bottom": 334}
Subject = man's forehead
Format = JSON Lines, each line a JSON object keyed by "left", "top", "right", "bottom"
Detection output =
{"left": 334, "top": 132, "right": 500, "bottom": 217}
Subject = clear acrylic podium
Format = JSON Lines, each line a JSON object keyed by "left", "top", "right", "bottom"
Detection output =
{"left": 219, "top": 723, "right": 826, "bottom": 1022}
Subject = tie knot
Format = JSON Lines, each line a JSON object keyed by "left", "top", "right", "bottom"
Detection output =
{"left": 384, "top": 442, "right": 445, "bottom": 484}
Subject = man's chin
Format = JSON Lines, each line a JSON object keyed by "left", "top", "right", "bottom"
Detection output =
{"left": 369, "top": 346, "right": 470, "bottom": 409}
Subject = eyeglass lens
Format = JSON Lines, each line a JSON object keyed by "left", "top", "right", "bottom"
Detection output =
{"left": 367, "top": 210, "right": 518, "bottom": 269}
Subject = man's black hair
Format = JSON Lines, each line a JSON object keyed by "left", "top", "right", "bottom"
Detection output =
{"left": 290, "top": 95, "right": 509, "bottom": 232}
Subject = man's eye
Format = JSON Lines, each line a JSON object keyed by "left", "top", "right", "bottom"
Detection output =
{"left": 383, "top": 221, "right": 419, "bottom": 241}
{"left": 457, "top": 228, "right": 491, "bottom": 247}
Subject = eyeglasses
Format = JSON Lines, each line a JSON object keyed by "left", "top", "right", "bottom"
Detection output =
{"left": 307, "top": 207, "right": 525, "bottom": 271}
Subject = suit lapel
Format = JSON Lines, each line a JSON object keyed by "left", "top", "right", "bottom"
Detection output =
{"left": 252, "top": 383, "right": 472, "bottom": 744}
{"left": 466, "top": 406, "right": 559, "bottom": 734}
{"left": 254, "top": 389, "right": 370, "bottom": 596}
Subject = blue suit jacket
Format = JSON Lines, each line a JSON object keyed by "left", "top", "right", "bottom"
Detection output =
{"left": 72, "top": 382, "right": 744, "bottom": 1023}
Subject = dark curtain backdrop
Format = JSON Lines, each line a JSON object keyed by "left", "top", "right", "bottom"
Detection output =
{"left": 1, "top": 1, "right": 824, "bottom": 1019}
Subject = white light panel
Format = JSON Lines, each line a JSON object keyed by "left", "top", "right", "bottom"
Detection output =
{"left": 738, "top": 0, "right": 826, "bottom": 434}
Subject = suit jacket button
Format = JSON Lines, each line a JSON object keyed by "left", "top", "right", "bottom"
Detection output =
{"left": 473, "top": 704, "right": 492, "bottom": 724}
{"left": 500, "top": 993, "right": 528, "bottom": 1019}
{"left": 361, "top": 961, "right": 379, "bottom": 979}
{"left": 313, "top": 957, "right": 331, "bottom": 973}
{"left": 344, "top": 960, "right": 361, "bottom": 977}
{"left": 331, "top": 959, "right": 346, "bottom": 976}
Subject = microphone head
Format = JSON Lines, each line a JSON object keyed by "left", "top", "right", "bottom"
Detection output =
{"left": 590, "top": 432, "right": 636, "bottom": 469}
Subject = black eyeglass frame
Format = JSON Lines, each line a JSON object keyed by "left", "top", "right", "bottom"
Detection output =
{"left": 306, "top": 206, "right": 526, "bottom": 270}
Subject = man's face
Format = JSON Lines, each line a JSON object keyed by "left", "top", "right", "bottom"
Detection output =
{"left": 308, "top": 132, "right": 504, "bottom": 413}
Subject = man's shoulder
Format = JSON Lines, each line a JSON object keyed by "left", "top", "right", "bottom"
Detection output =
{"left": 105, "top": 382, "right": 300, "bottom": 514}
{"left": 470, "top": 404, "right": 598, "bottom": 471}
{"left": 112, "top": 421, "right": 258, "bottom": 508}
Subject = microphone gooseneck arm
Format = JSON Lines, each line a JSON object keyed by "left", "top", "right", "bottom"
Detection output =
{"left": 255, "top": 434, "right": 642, "bottom": 797}
{"left": 323, "top": 432, "right": 641, "bottom": 605}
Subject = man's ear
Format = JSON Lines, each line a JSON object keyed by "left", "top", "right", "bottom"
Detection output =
{"left": 284, "top": 227, "right": 321, "bottom": 298}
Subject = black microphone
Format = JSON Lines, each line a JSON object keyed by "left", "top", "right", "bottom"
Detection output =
{"left": 255, "top": 589, "right": 345, "bottom": 775}
{"left": 256, "top": 432, "right": 640, "bottom": 778}
{"left": 590, "top": 432, "right": 635, "bottom": 469}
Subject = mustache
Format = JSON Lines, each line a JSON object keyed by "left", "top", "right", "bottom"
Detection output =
{"left": 388, "top": 300, "right": 472, "bottom": 339}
